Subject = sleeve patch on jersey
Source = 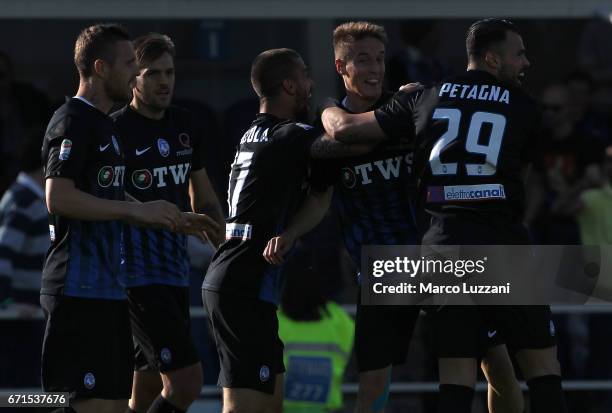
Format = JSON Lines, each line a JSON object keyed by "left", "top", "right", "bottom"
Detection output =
{"left": 58, "top": 139, "right": 72, "bottom": 160}
{"left": 295, "top": 122, "right": 314, "bottom": 130}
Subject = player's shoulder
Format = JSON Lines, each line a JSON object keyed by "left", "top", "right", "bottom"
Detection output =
{"left": 271, "top": 118, "right": 317, "bottom": 138}
{"left": 109, "top": 104, "right": 130, "bottom": 122}
{"left": 45, "top": 99, "right": 97, "bottom": 140}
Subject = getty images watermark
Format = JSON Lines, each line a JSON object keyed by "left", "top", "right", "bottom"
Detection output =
{"left": 360, "top": 245, "right": 612, "bottom": 306}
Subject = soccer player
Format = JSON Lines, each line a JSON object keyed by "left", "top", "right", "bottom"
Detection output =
{"left": 41, "top": 24, "right": 215, "bottom": 413}
{"left": 320, "top": 18, "right": 567, "bottom": 413}
{"left": 113, "top": 33, "right": 225, "bottom": 413}
{"left": 264, "top": 21, "right": 524, "bottom": 413}
{"left": 203, "top": 48, "right": 371, "bottom": 413}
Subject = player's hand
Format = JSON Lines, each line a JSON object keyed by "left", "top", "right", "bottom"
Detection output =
{"left": 178, "top": 212, "right": 223, "bottom": 248}
{"left": 399, "top": 82, "right": 424, "bottom": 93}
{"left": 128, "top": 200, "right": 182, "bottom": 231}
{"left": 263, "top": 232, "right": 296, "bottom": 265}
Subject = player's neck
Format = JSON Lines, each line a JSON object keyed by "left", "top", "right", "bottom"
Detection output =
{"left": 130, "top": 98, "right": 165, "bottom": 120}
{"left": 76, "top": 80, "right": 114, "bottom": 114}
{"left": 343, "top": 92, "right": 378, "bottom": 114}
{"left": 466, "top": 62, "right": 498, "bottom": 79}
{"left": 260, "top": 99, "right": 296, "bottom": 120}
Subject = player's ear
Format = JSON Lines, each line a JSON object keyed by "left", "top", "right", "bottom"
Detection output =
{"left": 483, "top": 50, "right": 500, "bottom": 70}
{"left": 93, "top": 58, "right": 109, "bottom": 79}
{"left": 335, "top": 59, "right": 347, "bottom": 76}
{"left": 281, "top": 78, "right": 296, "bottom": 96}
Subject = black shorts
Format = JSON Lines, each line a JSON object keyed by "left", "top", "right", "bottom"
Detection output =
{"left": 355, "top": 294, "right": 420, "bottom": 372}
{"left": 41, "top": 295, "right": 134, "bottom": 400}
{"left": 426, "top": 305, "right": 488, "bottom": 358}
{"left": 127, "top": 284, "right": 199, "bottom": 372}
{"left": 483, "top": 305, "right": 557, "bottom": 352}
{"left": 203, "top": 289, "right": 285, "bottom": 394}
{"left": 422, "top": 216, "right": 555, "bottom": 357}
{"left": 426, "top": 304, "right": 556, "bottom": 358}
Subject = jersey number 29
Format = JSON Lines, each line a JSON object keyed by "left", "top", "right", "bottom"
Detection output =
{"left": 429, "top": 108, "right": 506, "bottom": 176}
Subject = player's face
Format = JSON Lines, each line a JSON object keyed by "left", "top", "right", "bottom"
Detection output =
{"left": 342, "top": 37, "right": 385, "bottom": 100}
{"left": 292, "top": 58, "right": 313, "bottom": 121}
{"left": 497, "top": 31, "right": 529, "bottom": 87}
{"left": 134, "top": 52, "right": 175, "bottom": 111}
{"left": 105, "top": 40, "right": 138, "bottom": 103}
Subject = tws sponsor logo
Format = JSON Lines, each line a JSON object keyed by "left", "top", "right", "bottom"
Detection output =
{"left": 132, "top": 169, "right": 153, "bottom": 190}
{"left": 343, "top": 154, "right": 413, "bottom": 187}
{"left": 97, "top": 165, "right": 125, "bottom": 188}
{"left": 151, "top": 163, "right": 191, "bottom": 188}
{"left": 341, "top": 167, "right": 356, "bottom": 189}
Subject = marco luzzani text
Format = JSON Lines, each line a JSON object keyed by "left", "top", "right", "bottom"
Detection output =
{"left": 371, "top": 257, "right": 511, "bottom": 295}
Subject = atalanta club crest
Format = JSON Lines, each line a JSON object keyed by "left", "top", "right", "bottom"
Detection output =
{"left": 83, "top": 372, "right": 96, "bottom": 389}
{"left": 132, "top": 169, "right": 152, "bottom": 190}
{"left": 97, "top": 166, "right": 114, "bottom": 188}
{"left": 341, "top": 167, "right": 356, "bottom": 189}
{"left": 157, "top": 138, "right": 170, "bottom": 157}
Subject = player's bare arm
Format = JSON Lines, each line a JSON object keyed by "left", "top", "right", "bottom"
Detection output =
{"left": 263, "top": 187, "right": 333, "bottom": 264}
{"left": 46, "top": 177, "right": 182, "bottom": 231}
{"left": 309, "top": 133, "right": 376, "bottom": 159}
{"left": 189, "top": 168, "right": 226, "bottom": 247}
{"left": 321, "top": 107, "right": 387, "bottom": 143}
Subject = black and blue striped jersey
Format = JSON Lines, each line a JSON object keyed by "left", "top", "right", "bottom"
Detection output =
{"left": 203, "top": 113, "right": 319, "bottom": 305}
{"left": 317, "top": 92, "right": 419, "bottom": 265}
{"left": 112, "top": 105, "right": 205, "bottom": 288}
{"left": 42, "top": 98, "right": 126, "bottom": 299}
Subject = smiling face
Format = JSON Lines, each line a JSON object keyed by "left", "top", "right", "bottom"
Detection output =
{"left": 495, "top": 31, "right": 530, "bottom": 87}
{"left": 337, "top": 36, "right": 385, "bottom": 102}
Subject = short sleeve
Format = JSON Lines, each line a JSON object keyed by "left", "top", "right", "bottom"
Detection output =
{"left": 374, "top": 90, "right": 417, "bottom": 141}
{"left": 44, "top": 114, "right": 90, "bottom": 181}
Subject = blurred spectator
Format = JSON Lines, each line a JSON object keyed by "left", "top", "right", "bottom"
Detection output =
{"left": 387, "top": 20, "right": 451, "bottom": 91}
{"left": 552, "top": 145, "right": 612, "bottom": 412}
{"left": 0, "top": 51, "right": 51, "bottom": 196}
{"left": 578, "top": 13, "right": 612, "bottom": 111}
{"left": 565, "top": 69, "right": 612, "bottom": 147}
{"left": 529, "top": 83, "right": 605, "bottom": 244}
{"left": 0, "top": 134, "right": 47, "bottom": 389}
{"left": 278, "top": 245, "right": 354, "bottom": 413}
{"left": 0, "top": 133, "right": 48, "bottom": 314}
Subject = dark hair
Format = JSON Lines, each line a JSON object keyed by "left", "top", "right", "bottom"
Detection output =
{"left": 250, "top": 48, "right": 302, "bottom": 99}
{"left": 133, "top": 33, "right": 175, "bottom": 67}
{"left": 74, "top": 23, "right": 131, "bottom": 78}
{"left": 466, "top": 18, "right": 520, "bottom": 60}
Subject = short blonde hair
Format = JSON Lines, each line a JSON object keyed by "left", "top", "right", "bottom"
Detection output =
{"left": 333, "top": 21, "right": 387, "bottom": 60}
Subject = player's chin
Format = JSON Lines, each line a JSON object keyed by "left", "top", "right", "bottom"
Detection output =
{"left": 359, "top": 87, "right": 381, "bottom": 101}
